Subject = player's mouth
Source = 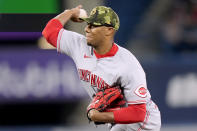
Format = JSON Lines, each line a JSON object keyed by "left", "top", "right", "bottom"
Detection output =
{"left": 86, "top": 34, "right": 92, "bottom": 37}
{"left": 86, "top": 35, "right": 92, "bottom": 40}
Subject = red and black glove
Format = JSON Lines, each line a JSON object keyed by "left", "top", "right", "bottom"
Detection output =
{"left": 87, "top": 86, "right": 123, "bottom": 121}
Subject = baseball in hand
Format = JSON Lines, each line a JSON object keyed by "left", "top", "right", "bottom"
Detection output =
{"left": 79, "top": 9, "right": 88, "bottom": 18}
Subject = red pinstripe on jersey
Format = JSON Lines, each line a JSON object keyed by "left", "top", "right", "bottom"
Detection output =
{"left": 57, "top": 29, "right": 64, "bottom": 52}
{"left": 137, "top": 111, "right": 150, "bottom": 131}
{"left": 127, "top": 100, "right": 147, "bottom": 104}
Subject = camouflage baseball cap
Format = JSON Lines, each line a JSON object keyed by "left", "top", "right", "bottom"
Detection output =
{"left": 81, "top": 6, "right": 120, "bottom": 30}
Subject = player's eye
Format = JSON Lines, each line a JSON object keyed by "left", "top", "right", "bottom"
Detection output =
{"left": 87, "top": 24, "right": 102, "bottom": 29}
{"left": 87, "top": 24, "right": 95, "bottom": 29}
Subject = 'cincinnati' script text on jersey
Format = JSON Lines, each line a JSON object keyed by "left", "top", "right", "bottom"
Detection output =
{"left": 78, "top": 68, "right": 110, "bottom": 89}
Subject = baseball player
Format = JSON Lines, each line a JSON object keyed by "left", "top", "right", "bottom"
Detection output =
{"left": 42, "top": 5, "right": 161, "bottom": 131}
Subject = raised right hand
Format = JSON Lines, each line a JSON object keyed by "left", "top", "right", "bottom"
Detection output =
{"left": 70, "top": 5, "right": 83, "bottom": 22}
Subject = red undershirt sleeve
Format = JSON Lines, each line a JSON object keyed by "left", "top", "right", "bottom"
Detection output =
{"left": 113, "top": 103, "right": 146, "bottom": 124}
{"left": 42, "top": 19, "right": 63, "bottom": 47}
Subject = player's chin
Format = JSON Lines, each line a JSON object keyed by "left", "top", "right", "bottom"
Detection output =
{"left": 86, "top": 38, "right": 93, "bottom": 45}
{"left": 87, "top": 42, "right": 96, "bottom": 48}
{"left": 87, "top": 42, "right": 92, "bottom": 46}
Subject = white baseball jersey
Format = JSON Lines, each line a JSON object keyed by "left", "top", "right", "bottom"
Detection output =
{"left": 57, "top": 29, "right": 161, "bottom": 131}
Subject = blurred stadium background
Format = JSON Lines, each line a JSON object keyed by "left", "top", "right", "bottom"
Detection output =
{"left": 0, "top": 0, "right": 197, "bottom": 130}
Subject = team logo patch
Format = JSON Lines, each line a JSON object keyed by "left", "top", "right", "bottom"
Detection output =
{"left": 134, "top": 85, "right": 147, "bottom": 98}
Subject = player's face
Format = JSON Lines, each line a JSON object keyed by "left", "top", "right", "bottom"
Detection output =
{"left": 85, "top": 24, "right": 107, "bottom": 47}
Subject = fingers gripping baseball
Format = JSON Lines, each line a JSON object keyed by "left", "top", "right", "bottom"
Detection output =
{"left": 71, "top": 5, "right": 87, "bottom": 22}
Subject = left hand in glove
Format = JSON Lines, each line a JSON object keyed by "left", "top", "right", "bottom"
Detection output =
{"left": 87, "top": 86, "right": 122, "bottom": 121}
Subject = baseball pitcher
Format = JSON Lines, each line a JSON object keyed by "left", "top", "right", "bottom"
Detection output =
{"left": 42, "top": 5, "right": 161, "bottom": 131}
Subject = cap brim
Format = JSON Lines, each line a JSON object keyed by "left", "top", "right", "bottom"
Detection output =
{"left": 79, "top": 17, "right": 92, "bottom": 24}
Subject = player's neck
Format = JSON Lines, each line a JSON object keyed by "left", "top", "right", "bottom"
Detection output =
{"left": 94, "top": 40, "right": 114, "bottom": 55}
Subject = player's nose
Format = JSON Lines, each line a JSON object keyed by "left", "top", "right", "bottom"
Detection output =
{"left": 85, "top": 25, "right": 90, "bottom": 33}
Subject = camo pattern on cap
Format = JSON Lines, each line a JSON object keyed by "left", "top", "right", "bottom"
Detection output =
{"left": 82, "top": 6, "right": 120, "bottom": 30}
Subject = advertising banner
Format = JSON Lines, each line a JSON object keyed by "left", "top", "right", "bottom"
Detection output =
{"left": 0, "top": 49, "right": 86, "bottom": 103}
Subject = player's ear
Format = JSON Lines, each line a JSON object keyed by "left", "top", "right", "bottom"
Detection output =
{"left": 105, "top": 27, "right": 115, "bottom": 36}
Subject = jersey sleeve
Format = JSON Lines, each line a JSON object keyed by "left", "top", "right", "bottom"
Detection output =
{"left": 57, "top": 28, "right": 86, "bottom": 60}
{"left": 121, "top": 59, "right": 150, "bottom": 105}
{"left": 113, "top": 103, "right": 146, "bottom": 124}
{"left": 42, "top": 19, "right": 63, "bottom": 47}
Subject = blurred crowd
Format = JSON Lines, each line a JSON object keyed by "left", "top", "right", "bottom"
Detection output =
{"left": 160, "top": 0, "right": 197, "bottom": 54}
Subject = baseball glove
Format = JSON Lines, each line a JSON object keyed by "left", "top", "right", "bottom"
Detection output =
{"left": 87, "top": 86, "right": 123, "bottom": 121}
